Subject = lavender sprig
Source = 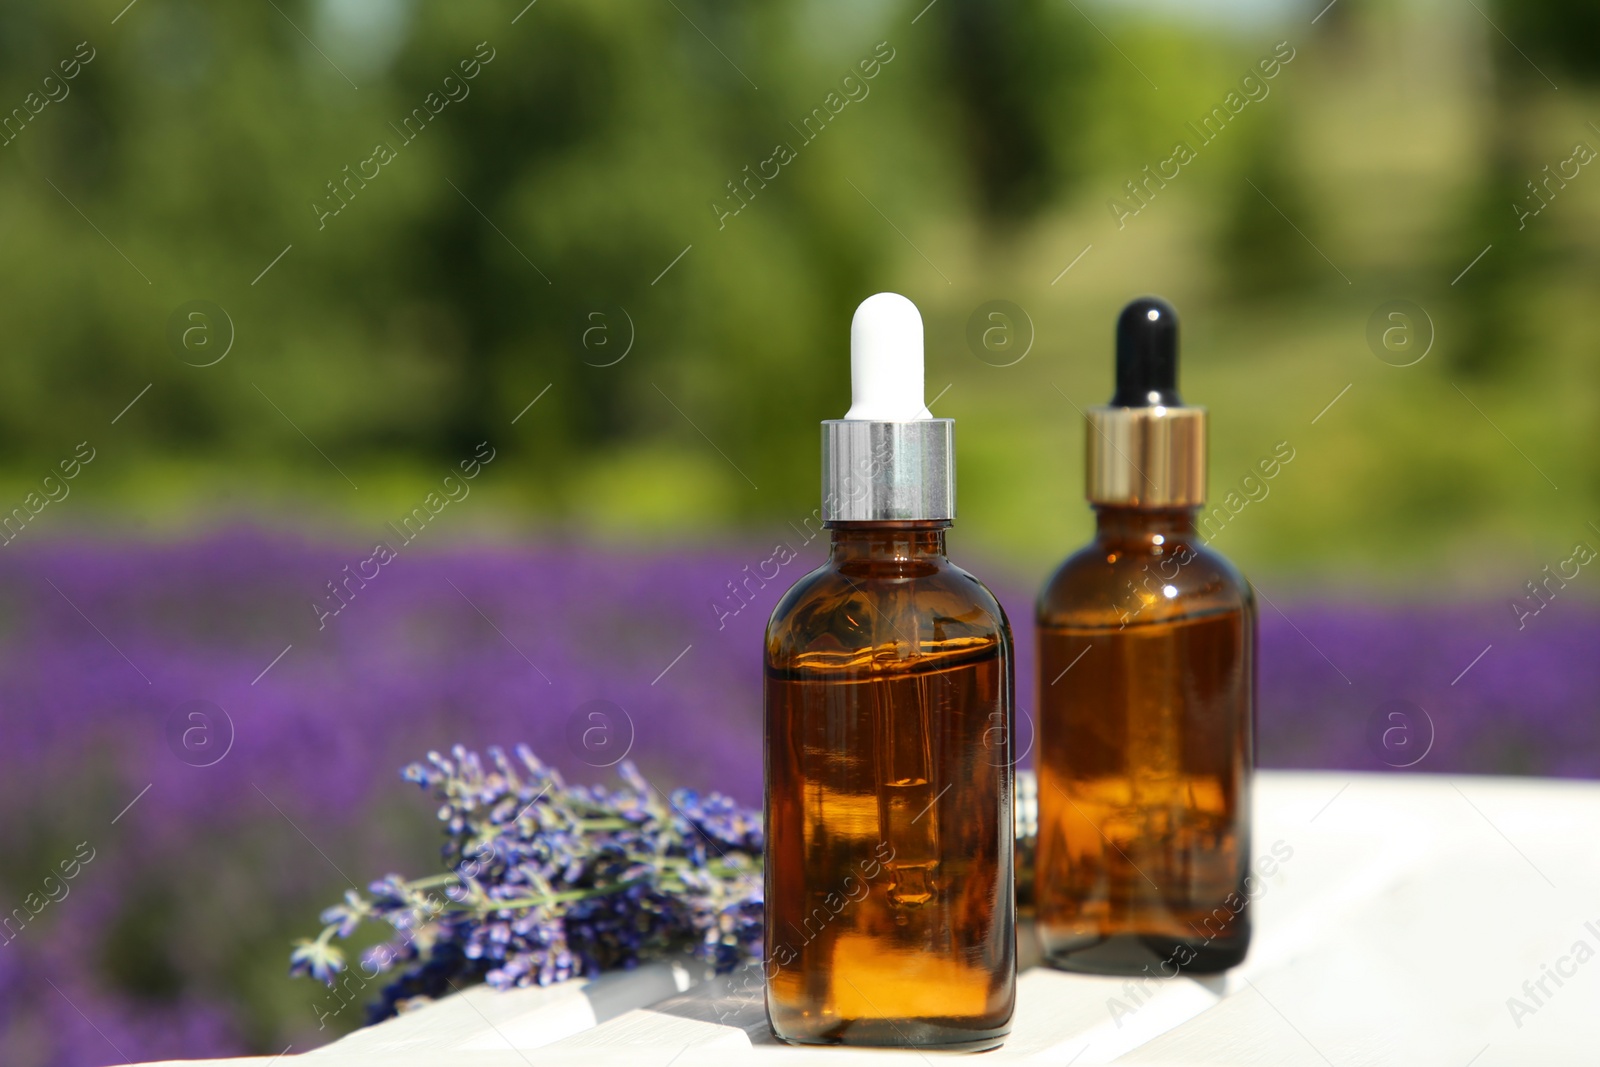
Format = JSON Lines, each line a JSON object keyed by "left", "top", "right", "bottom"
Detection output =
{"left": 290, "top": 745, "right": 763, "bottom": 1022}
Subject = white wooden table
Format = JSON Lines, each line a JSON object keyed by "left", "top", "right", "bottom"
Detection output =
{"left": 139, "top": 772, "right": 1600, "bottom": 1066}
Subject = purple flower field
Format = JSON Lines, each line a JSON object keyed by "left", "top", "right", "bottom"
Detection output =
{"left": 0, "top": 530, "right": 1594, "bottom": 1065}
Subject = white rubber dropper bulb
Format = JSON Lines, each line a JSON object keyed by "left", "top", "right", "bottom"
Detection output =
{"left": 844, "top": 292, "right": 933, "bottom": 421}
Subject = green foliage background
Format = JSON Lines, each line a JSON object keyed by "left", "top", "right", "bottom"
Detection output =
{"left": 0, "top": 0, "right": 1596, "bottom": 589}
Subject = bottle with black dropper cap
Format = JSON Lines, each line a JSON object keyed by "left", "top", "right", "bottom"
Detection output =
{"left": 1034, "top": 297, "right": 1256, "bottom": 975}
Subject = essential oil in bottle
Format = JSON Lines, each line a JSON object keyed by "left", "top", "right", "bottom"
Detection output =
{"left": 1035, "top": 297, "right": 1256, "bottom": 975}
{"left": 764, "top": 293, "right": 1016, "bottom": 1051}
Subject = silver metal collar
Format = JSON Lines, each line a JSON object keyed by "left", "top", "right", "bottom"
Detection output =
{"left": 821, "top": 419, "right": 955, "bottom": 522}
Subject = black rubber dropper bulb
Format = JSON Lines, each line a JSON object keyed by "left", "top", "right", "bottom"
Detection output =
{"left": 1112, "top": 296, "right": 1182, "bottom": 407}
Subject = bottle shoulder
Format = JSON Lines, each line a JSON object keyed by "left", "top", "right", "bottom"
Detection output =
{"left": 765, "top": 556, "right": 1011, "bottom": 669}
{"left": 1038, "top": 534, "right": 1253, "bottom": 630}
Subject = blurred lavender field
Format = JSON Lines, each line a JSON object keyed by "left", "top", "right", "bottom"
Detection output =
{"left": 0, "top": 530, "right": 1594, "bottom": 1065}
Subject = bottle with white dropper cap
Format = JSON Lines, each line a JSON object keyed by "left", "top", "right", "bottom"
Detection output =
{"left": 763, "top": 293, "right": 1016, "bottom": 1051}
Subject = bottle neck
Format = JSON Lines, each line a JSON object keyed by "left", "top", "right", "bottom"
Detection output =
{"left": 1093, "top": 505, "right": 1198, "bottom": 545}
{"left": 827, "top": 521, "right": 950, "bottom": 562}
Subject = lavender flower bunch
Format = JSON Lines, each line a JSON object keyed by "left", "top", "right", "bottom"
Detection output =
{"left": 290, "top": 745, "right": 763, "bottom": 1022}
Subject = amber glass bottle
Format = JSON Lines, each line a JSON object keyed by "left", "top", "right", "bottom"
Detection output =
{"left": 764, "top": 294, "right": 1015, "bottom": 1050}
{"left": 766, "top": 522, "right": 1015, "bottom": 1049}
{"left": 1035, "top": 297, "right": 1255, "bottom": 976}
